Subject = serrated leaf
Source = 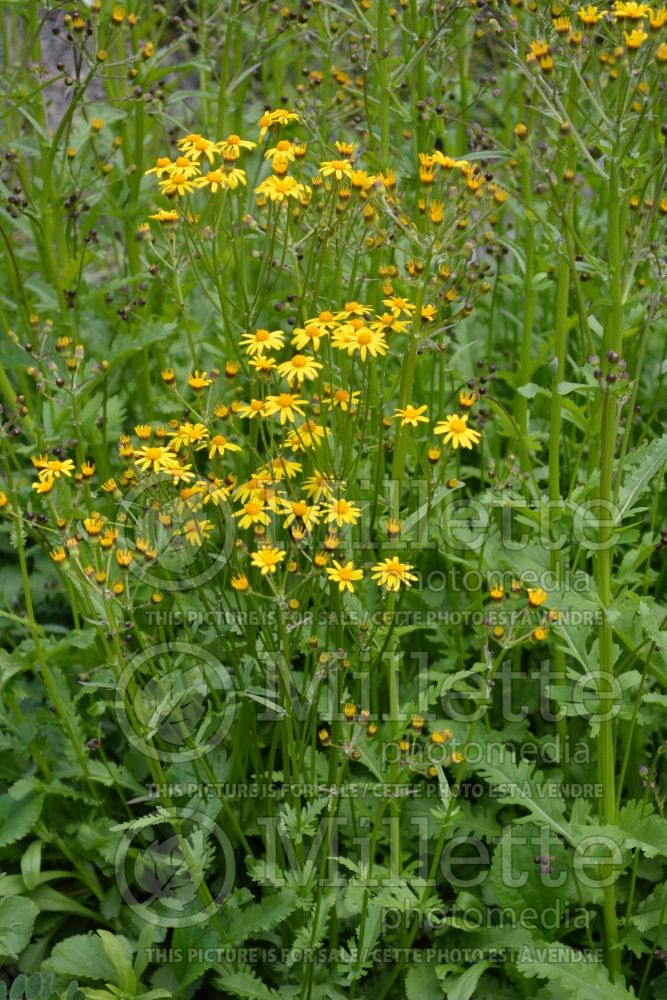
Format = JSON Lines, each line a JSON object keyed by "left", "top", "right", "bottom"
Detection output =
{"left": 0, "top": 792, "right": 43, "bottom": 848}
{"left": 0, "top": 896, "right": 39, "bottom": 961}
{"left": 46, "top": 934, "right": 119, "bottom": 984}
{"left": 405, "top": 961, "right": 443, "bottom": 998}
{"left": 616, "top": 435, "right": 667, "bottom": 522}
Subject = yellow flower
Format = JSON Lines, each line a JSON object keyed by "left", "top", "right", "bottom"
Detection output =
{"left": 176, "top": 133, "right": 220, "bottom": 163}
{"left": 231, "top": 573, "right": 250, "bottom": 591}
{"left": 433, "top": 413, "right": 481, "bottom": 449}
{"left": 276, "top": 354, "right": 323, "bottom": 384}
{"left": 615, "top": 1, "right": 651, "bottom": 18}
{"left": 322, "top": 498, "right": 361, "bottom": 527}
{"left": 303, "top": 471, "right": 336, "bottom": 501}
{"left": 393, "top": 404, "right": 429, "bottom": 427}
{"left": 578, "top": 4, "right": 604, "bottom": 24}
{"left": 150, "top": 210, "right": 180, "bottom": 225}
{"left": 50, "top": 547, "right": 67, "bottom": 563}
{"left": 280, "top": 498, "right": 321, "bottom": 531}
{"left": 325, "top": 560, "right": 364, "bottom": 593}
{"left": 195, "top": 168, "right": 243, "bottom": 193}
{"left": 208, "top": 434, "right": 242, "bottom": 459}
{"left": 291, "top": 323, "right": 328, "bottom": 351}
{"left": 115, "top": 549, "right": 134, "bottom": 568}
{"left": 187, "top": 370, "right": 212, "bottom": 391}
{"left": 624, "top": 28, "right": 648, "bottom": 47}
{"left": 134, "top": 445, "right": 179, "bottom": 473}
{"left": 234, "top": 501, "right": 271, "bottom": 529}
{"left": 83, "top": 514, "right": 105, "bottom": 537}
{"left": 370, "top": 557, "right": 417, "bottom": 592}
{"left": 264, "top": 392, "right": 308, "bottom": 424}
{"left": 331, "top": 322, "right": 388, "bottom": 361}
{"left": 258, "top": 108, "right": 300, "bottom": 138}
{"left": 240, "top": 327, "right": 285, "bottom": 355}
{"left": 319, "top": 159, "right": 353, "bottom": 181}
{"left": 284, "top": 421, "right": 328, "bottom": 451}
{"left": 158, "top": 171, "right": 197, "bottom": 197}
{"left": 33, "top": 455, "right": 76, "bottom": 481}
{"left": 145, "top": 156, "right": 176, "bottom": 178}
{"left": 265, "top": 138, "right": 298, "bottom": 166}
{"left": 383, "top": 296, "right": 416, "bottom": 317}
{"left": 459, "top": 390, "right": 477, "bottom": 409}
{"left": 179, "top": 518, "right": 213, "bottom": 546}
{"left": 325, "top": 387, "right": 360, "bottom": 411}
{"left": 254, "top": 176, "right": 311, "bottom": 203}
{"left": 250, "top": 546, "right": 286, "bottom": 575}
{"left": 527, "top": 587, "right": 548, "bottom": 608}
{"left": 219, "top": 133, "right": 257, "bottom": 160}
{"left": 170, "top": 422, "right": 209, "bottom": 451}
{"left": 238, "top": 399, "right": 269, "bottom": 419}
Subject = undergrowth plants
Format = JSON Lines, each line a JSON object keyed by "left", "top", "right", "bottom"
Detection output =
{"left": 0, "top": 1, "right": 666, "bottom": 998}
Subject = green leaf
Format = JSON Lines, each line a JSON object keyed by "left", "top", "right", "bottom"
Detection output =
{"left": 405, "top": 961, "right": 444, "bottom": 998}
{"left": 46, "top": 934, "right": 119, "bottom": 984}
{"left": 440, "top": 962, "right": 491, "bottom": 1000}
{"left": 515, "top": 941, "right": 638, "bottom": 999}
{"left": 0, "top": 896, "right": 39, "bottom": 961}
{"left": 616, "top": 434, "right": 667, "bottom": 522}
{"left": 0, "top": 792, "right": 43, "bottom": 848}
{"left": 225, "top": 889, "right": 299, "bottom": 946}
{"left": 214, "top": 969, "right": 290, "bottom": 998}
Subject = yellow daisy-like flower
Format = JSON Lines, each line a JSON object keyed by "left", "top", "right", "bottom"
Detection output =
{"left": 31, "top": 455, "right": 71, "bottom": 478}
{"left": 208, "top": 434, "right": 242, "bottom": 459}
{"left": 433, "top": 413, "right": 481, "bottom": 449}
{"left": 250, "top": 546, "right": 286, "bottom": 575}
{"left": 291, "top": 323, "right": 328, "bottom": 351}
{"left": 615, "top": 1, "right": 651, "bottom": 18}
{"left": 527, "top": 587, "right": 548, "bottom": 608}
{"left": 237, "top": 399, "right": 269, "bottom": 419}
{"left": 578, "top": 4, "right": 604, "bottom": 24}
{"left": 254, "top": 175, "right": 311, "bottom": 203}
{"left": 325, "top": 387, "right": 360, "bottom": 411}
{"left": 176, "top": 134, "right": 219, "bottom": 162}
{"left": 393, "top": 404, "right": 429, "bottom": 427}
{"left": 219, "top": 133, "right": 257, "bottom": 160}
{"left": 276, "top": 354, "right": 323, "bottom": 384}
{"left": 280, "top": 498, "right": 321, "bottom": 531}
{"left": 284, "top": 421, "right": 328, "bottom": 452}
{"left": 319, "top": 158, "right": 353, "bottom": 181}
{"left": 322, "top": 498, "right": 361, "bottom": 527}
{"left": 144, "top": 156, "right": 177, "bottom": 178}
{"left": 180, "top": 518, "right": 214, "bottom": 546}
{"left": 158, "top": 171, "right": 197, "bottom": 197}
{"left": 624, "top": 27, "right": 648, "bottom": 47}
{"left": 258, "top": 108, "right": 300, "bottom": 139}
{"left": 370, "top": 557, "right": 417, "bottom": 592}
{"left": 303, "top": 470, "right": 336, "bottom": 501}
{"left": 134, "top": 445, "right": 179, "bottom": 473}
{"left": 383, "top": 296, "right": 416, "bottom": 317}
{"left": 195, "top": 168, "right": 245, "bottom": 193}
{"left": 325, "top": 560, "right": 364, "bottom": 593}
{"left": 265, "top": 138, "right": 298, "bottom": 164}
{"left": 170, "top": 422, "right": 209, "bottom": 451}
{"left": 240, "top": 327, "right": 285, "bottom": 356}
{"left": 331, "top": 322, "right": 388, "bottom": 361}
{"left": 234, "top": 501, "right": 271, "bottom": 530}
{"left": 187, "top": 370, "right": 212, "bottom": 391}
{"left": 249, "top": 355, "right": 277, "bottom": 374}
{"left": 264, "top": 392, "right": 308, "bottom": 424}
{"left": 459, "top": 390, "right": 477, "bottom": 409}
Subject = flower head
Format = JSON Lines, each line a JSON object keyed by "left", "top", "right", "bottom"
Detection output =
{"left": 433, "top": 413, "right": 481, "bottom": 449}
